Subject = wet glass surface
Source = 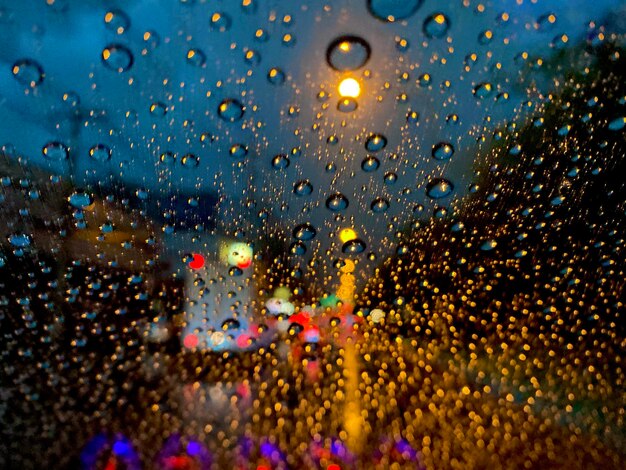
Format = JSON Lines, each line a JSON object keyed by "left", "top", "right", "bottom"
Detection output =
{"left": 0, "top": 1, "right": 625, "bottom": 469}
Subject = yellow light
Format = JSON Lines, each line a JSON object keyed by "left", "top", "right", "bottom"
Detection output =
{"left": 339, "top": 228, "right": 357, "bottom": 243}
{"left": 339, "top": 41, "right": 351, "bottom": 52}
{"left": 338, "top": 78, "right": 360, "bottom": 98}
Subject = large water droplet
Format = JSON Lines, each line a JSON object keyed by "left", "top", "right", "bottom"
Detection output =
{"left": 8, "top": 233, "right": 32, "bottom": 248}
{"left": 432, "top": 142, "right": 454, "bottom": 161}
{"left": 365, "top": 134, "right": 388, "bottom": 152}
{"left": 68, "top": 190, "right": 94, "bottom": 208}
{"left": 89, "top": 144, "right": 111, "bottom": 162}
{"left": 102, "top": 44, "right": 133, "bottom": 72}
{"left": 325, "top": 193, "right": 349, "bottom": 211}
{"left": 218, "top": 99, "right": 244, "bottom": 122}
{"left": 210, "top": 12, "right": 232, "bottom": 32}
{"left": 267, "top": 67, "right": 285, "bottom": 85}
{"left": 361, "top": 156, "right": 380, "bottom": 172}
{"left": 42, "top": 142, "right": 69, "bottom": 161}
{"left": 368, "top": 0, "right": 423, "bottom": 22}
{"left": 104, "top": 9, "right": 130, "bottom": 34}
{"left": 423, "top": 12, "right": 450, "bottom": 39}
{"left": 272, "top": 154, "right": 290, "bottom": 170}
{"left": 293, "top": 180, "right": 313, "bottom": 196}
{"left": 12, "top": 59, "right": 44, "bottom": 87}
{"left": 473, "top": 82, "right": 493, "bottom": 99}
{"left": 293, "top": 223, "right": 316, "bottom": 241}
{"left": 426, "top": 178, "right": 454, "bottom": 199}
{"left": 342, "top": 238, "right": 366, "bottom": 254}
{"left": 326, "top": 36, "right": 371, "bottom": 71}
{"left": 337, "top": 98, "right": 358, "bottom": 112}
{"left": 186, "top": 48, "right": 206, "bottom": 67}
{"left": 370, "top": 197, "right": 390, "bottom": 213}
{"left": 230, "top": 144, "right": 248, "bottom": 159}
{"left": 181, "top": 154, "right": 199, "bottom": 168}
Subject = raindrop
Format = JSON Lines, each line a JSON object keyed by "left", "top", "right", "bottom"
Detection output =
{"left": 42, "top": 142, "right": 69, "bottom": 161}
{"left": 473, "top": 82, "right": 493, "bottom": 99}
{"left": 365, "top": 134, "right": 387, "bottom": 152}
{"left": 210, "top": 12, "right": 231, "bottom": 32}
{"left": 326, "top": 36, "right": 371, "bottom": 71}
{"left": 423, "top": 12, "right": 450, "bottom": 39}
{"left": 150, "top": 102, "right": 167, "bottom": 117}
{"left": 293, "top": 223, "right": 316, "bottom": 241}
{"left": 8, "top": 233, "right": 31, "bottom": 248}
{"left": 186, "top": 48, "right": 206, "bottom": 67}
{"left": 337, "top": 98, "right": 358, "bottom": 112}
{"left": 12, "top": 59, "right": 44, "bottom": 87}
{"left": 101, "top": 44, "right": 133, "bottom": 72}
{"left": 325, "top": 193, "right": 349, "bottom": 212}
{"left": 230, "top": 144, "right": 248, "bottom": 159}
{"left": 342, "top": 238, "right": 366, "bottom": 254}
{"left": 293, "top": 180, "right": 313, "bottom": 196}
{"left": 290, "top": 241, "right": 307, "bottom": 255}
{"left": 267, "top": 67, "right": 285, "bottom": 85}
{"left": 432, "top": 142, "right": 454, "bottom": 161}
{"left": 383, "top": 172, "right": 398, "bottom": 185}
{"left": 361, "top": 156, "right": 380, "bottom": 172}
{"left": 406, "top": 110, "right": 420, "bottom": 123}
{"left": 426, "top": 178, "right": 454, "bottom": 199}
{"left": 368, "top": 0, "right": 423, "bottom": 22}
{"left": 370, "top": 197, "right": 390, "bottom": 213}
{"left": 417, "top": 73, "right": 431, "bottom": 87}
{"left": 608, "top": 117, "right": 625, "bottom": 131}
{"left": 181, "top": 154, "right": 199, "bottom": 168}
{"left": 104, "top": 9, "right": 130, "bottom": 34}
{"left": 68, "top": 190, "right": 94, "bottom": 208}
{"left": 160, "top": 151, "right": 176, "bottom": 165}
{"left": 272, "top": 154, "right": 290, "bottom": 169}
{"left": 89, "top": 144, "right": 111, "bottom": 162}
{"left": 218, "top": 99, "right": 245, "bottom": 122}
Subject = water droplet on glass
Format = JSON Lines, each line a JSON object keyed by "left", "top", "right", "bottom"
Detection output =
{"left": 230, "top": 144, "right": 248, "bottom": 159}
{"left": 89, "top": 144, "right": 111, "bottom": 162}
{"left": 186, "top": 48, "right": 206, "bottom": 67}
{"left": 337, "top": 98, "right": 358, "bottom": 112}
{"left": 368, "top": 0, "right": 423, "bottom": 22}
{"left": 104, "top": 9, "right": 130, "bottom": 34}
{"left": 12, "top": 59, "right": 44, "bottom": 87}
{"left": 293, "top": 180, "right": 313, "bottom": 196}
{"left": 102, "top": 44, "right": 133, "bottom": 72}
{"left": 426, "top": 178, "right": 454, "bottom": 199}
{"left": 365, "top": 134, "right": 387, "bottom": 152}
{"left": 423, "top": 12, "right": 450, "bottom": 39}
{"left": 293, "top": 223, "right": 316, "bottom": 241}
{"left": 432, "top": 142, "right": 454, "bottom": 161}
{"left": 325, "top": 193, "right": 349, "bottom": 212}
{"left": 8, "top": 233, "right": 32, "bottom": 248}
{"left": 384, "top": 172, "right": 398, "bottom": 185}
{"left": 218, "top": 99, "right": 244, "bottom": 122}
{"left": 68, "top": 190, "right": 94, "bottom": 208}
{"left": 473, "top": 82, "right": 493, "bottom": 99}
{"left": 417, "top": 73, "right": 432, "bottom": 87}
{"left": 361, "top": 156, "right": 380, "bottom": 172}
{"left": 210, "top": 12, "right": 231, "bottom": 32}
{"left": 342, "top": 238, "right": 366, "bottom": 254}
{"left": 326, "top": 36, "right": 371, "bottom": 71}
{"left": 42, "top": 142, "right": 69, "bottom": 161}
{"left": 272, "top": 154, "right": 290, "bottom": 169}
{"left": 267, "top": 67, "right": 285, "bottom": 85}
{"left": 160, "top": 151, "right": 176, "bottom": 165}
{"left": 370, "top": 197, "right": 390, "bottom": 213}
{"left": 181, "top": 153, "right": 199, "bottom": 168}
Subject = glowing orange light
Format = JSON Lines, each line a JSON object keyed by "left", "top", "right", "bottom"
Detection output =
{"left": 338, "top": 78, "right": 360, "bottom": 98}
